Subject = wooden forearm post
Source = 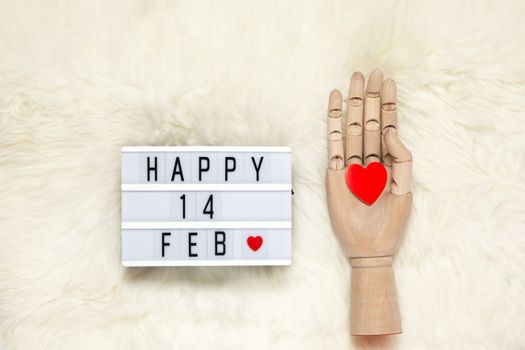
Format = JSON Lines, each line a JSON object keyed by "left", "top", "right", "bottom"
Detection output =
{"left": 350, "top": 257, "right": 401, "bottom": 335}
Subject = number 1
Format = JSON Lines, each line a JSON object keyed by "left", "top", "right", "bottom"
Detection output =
{"left": 180, "top": 194, "right": 186, "bottom": 219}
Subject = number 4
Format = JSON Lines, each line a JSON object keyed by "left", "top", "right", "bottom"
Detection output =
{"left": 203, "top": 194, "right": 214, "bottom": 219}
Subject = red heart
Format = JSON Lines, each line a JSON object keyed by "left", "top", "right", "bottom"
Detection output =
{"left": 345, "top": 162, "right": 387, "bottom": 206}
{"left": 247, "top": 236, "right": 263, "bottom": 252}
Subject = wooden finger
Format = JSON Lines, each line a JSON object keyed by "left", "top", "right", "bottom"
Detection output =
{"left": 381, "top": 79, "right": 398, "bottom": 166}
{"left": 384, "top": 128, "right": 412, "bottom": 195}
{"left": 327, "top": 89, "right": 344, "bottom": 170}
{"left": 363, "top": 69, "right": 383, "bottom": 165}
{"left": 346, "top": 72, "right": 364, "bottom": 165}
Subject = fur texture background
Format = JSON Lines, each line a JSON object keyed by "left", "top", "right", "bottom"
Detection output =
{"left": 1, "top": 1, "right": 524, "bottom": 349}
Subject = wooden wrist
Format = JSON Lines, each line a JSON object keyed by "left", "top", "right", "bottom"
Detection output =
{"left": 349, "top": 256, "right": 402, "bottom": 335}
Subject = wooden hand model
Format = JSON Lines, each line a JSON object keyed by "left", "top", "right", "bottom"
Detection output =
{"left": 326, "top": 70, "right": 412, "bottom": 335}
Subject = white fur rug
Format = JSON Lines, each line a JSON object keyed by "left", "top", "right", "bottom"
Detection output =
{"left": 1, "top": 1, "right": 525, "bottom": 349}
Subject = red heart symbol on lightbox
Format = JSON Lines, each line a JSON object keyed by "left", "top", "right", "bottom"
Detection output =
{"left": 345, "top": 162, "right": 387, "bottom": 206}
{"left": 247, "top": 236, "right": 263, "bottom": 252}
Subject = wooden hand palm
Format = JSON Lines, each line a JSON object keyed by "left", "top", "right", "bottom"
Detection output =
{"left": 327, "top": 168, "right": 411, "bottom": 257}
